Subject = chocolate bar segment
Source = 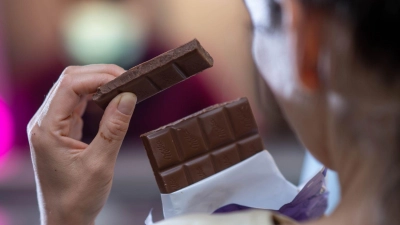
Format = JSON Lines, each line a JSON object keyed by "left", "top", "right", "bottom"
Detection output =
{"left": 141, "top": 98, "right": 264, "bottom": 193}
{"left": 93, "top": 39, "right": 213, "bottom": 109}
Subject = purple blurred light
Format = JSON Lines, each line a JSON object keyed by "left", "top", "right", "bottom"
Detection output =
{"left": 0, "top": 97, "right": 13, "bottom": 161}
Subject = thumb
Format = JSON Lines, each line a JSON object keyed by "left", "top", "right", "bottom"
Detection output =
{"left": 89, "top": 92, "right": 137, "bottom": 160}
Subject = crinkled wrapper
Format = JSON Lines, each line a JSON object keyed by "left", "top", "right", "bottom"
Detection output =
{"left": 214, "top": 168, "right": 328, "bottom": 222}
{"left": 145, "top": 150, "right": 328, "bottom": 224}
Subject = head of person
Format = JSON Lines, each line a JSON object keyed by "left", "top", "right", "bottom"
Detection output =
{"left": 244, "top": 0, "right": 400, "bottom": 222}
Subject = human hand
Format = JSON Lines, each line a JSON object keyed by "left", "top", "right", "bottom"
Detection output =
{"left": 27, "top": 65, "right": 137, "bottom": 225}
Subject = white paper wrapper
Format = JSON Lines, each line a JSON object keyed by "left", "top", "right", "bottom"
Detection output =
{"left": 161, "top": 150, "right": 298, "bottom": 219}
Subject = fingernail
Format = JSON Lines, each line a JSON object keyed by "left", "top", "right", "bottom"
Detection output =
{"left": 117, "top": 93, "right": 137, "bottom": 115}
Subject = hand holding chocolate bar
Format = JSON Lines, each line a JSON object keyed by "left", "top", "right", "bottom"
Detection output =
{"left": 27, "top": 40, "right": 215, "bottom": 224}
{"left": 27, "top": 64, "right": 137, "bottom": 224}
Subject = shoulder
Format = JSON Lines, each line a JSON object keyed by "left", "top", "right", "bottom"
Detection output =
{"left": 155, "top": 210, "right": 298, "bottom": 225}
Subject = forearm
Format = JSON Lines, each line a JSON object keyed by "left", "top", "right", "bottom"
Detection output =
{"left": 37, "top": 186, "right": 98, "bottom": 225}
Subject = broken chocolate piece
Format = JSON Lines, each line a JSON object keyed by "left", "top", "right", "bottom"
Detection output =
{"left": 93, "top": 39, "right": 213, "bottom": 109}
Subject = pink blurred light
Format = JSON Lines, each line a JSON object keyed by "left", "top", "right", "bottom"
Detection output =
{"left": 0, "top": 97, "right": 13, "bottom": 161}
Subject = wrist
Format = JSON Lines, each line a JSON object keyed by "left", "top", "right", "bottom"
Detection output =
{"left": 40, "top": 198, "right": 97, "bottom": 225}
{"left": 42, "top": 209, "right": 95, "bottom": 225}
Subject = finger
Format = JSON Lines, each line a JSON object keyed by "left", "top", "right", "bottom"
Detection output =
{"left": 29, "top": 64, "right": 124, "bottom": 128}
{"left": 44, "top": 72, "right": 116, "bottom": 124}
{"left": 27, "top": 79, "right": 62, "bottom": 133}
{"left": 70, "top": 113, "right": 84, "bottom": 140}
{"left": 74, "top": 96, "right": 88, "bottom": 117}
{"left": 28, "top": 64, "right": 124, "bottom": 133}
{"left": 46, "top": 63, "right": 126, "bottom": 120}
{"left": 87, "top": 92, "right": 137, "bottom": 162}
{"left": 65, "top": 64, "right": 126, "bottom": 77}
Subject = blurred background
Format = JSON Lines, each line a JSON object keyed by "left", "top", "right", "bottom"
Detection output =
{"left": 0, "top": 0, "right": 323, "bottom": 224}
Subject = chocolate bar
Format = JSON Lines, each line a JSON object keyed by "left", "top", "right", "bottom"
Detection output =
{"left": 141, "top": 98, "right": 264, "bottom": 193}
{"left": 93, "top": 39, "right": 213, "bottom": 109}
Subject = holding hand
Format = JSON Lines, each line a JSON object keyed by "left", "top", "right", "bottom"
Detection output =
{"left": 27, "top": 65, "right": 137, "bottom": 225}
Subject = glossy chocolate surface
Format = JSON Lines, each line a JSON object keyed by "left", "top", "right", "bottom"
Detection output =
{"left": 141, "top": 98, "right": 264, "bottom": 193}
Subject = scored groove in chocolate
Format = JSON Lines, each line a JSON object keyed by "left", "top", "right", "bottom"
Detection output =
{"left": 140, "top": 98, "right": 265, "bottom": 193}
{"left": 145, "top": 77, "right": 162, "bottom": 91}
{"left": 172, "top": 63, "right": 187, "bottom": 79}
{"left": 93, "top": 39, "right": 213, "bottom": 109}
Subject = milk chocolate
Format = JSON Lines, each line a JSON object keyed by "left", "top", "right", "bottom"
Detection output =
{"left": 140, "top": 98, "right": 264, "bottom": 193}
{"left": 93, "top": 39, "right": 213, "bottom": 109}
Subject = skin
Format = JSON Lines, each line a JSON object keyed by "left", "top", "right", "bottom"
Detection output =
{"left": 27, "top": 64, "right": 137, "bottom": 225}
{"left": 28, "top": 0, "right": 400, "bottom": 224}
{"left": 245, "top": 0, "right": 400, "bottom": 224}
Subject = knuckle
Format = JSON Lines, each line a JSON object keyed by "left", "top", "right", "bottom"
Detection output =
{"left": 28, "top": 125, "right": 45, "bottom": 151}
{"left": 77, "top": 117, "right": 84, "bottom": 127}
{"left": 60, "top": 72, "right": 74, "bottom": 88}
{"left": 63, "top": 66, "right": 78, "bottom": 75}
{"left": 72, "top": 113, "right": 83, "bottom": 124}
{"left": 27, "top": 118, "right": 37, "bottom": 135}
{"left": 28, "top": 125, "right": 39, "bottom": 142}
{"left": 104, "top": 118, "right": 129, "bottom": 140}
{"left": 105, "top": 64, "right": 123, "bottom": 74}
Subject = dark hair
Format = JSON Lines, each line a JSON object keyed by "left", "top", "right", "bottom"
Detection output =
{"left": 299, "top": 1, "right": 400, "bottom": 223}
{"left": 312, "top": 1, "right": 400, "bottom": 81}
{"left": 270, "top": 0, "right": 400, "bottom": 83}
{"left": 265, "top": 1, "right": 400, "bottom": 223}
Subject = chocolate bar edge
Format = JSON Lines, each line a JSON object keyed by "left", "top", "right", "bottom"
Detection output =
{"left": 140, "top": 97, "right": 247, "bottom": 138}
{"left": 92, "top": 39, "right": 213, "bottom": 102}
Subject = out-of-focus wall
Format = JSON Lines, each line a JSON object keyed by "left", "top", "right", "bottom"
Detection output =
{"left": 2, "top": 0, "right": 289, "bottom": 144}
{"left": 154, "top": 1, "right": 256, "bottom": 103}
{"left": 0, "top": 1, "right": 301, "bottom": 224}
